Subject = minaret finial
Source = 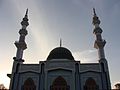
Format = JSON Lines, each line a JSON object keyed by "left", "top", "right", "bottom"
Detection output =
{"left": 60, "top": 38, "right": 62, "bottom": 47}
{"left": 93, "top": 8, "right": 96, "bottom": 16}
{"left": 25, "top": 8, "right": 28, "bottom": 16}
{"left": 21, "top": 9, "right": 29, "bottom": 28}
{"left": 24, "top": 8, "right": 28, "bottom": 18}
{"left": 92, "top": 8, "right": 100, "bottom": 26}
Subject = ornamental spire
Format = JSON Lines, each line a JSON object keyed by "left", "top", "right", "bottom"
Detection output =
{"left": 92, "top": 8, "right": 106, "bottom": 59}
{"left": 14, "top": 9, "right": 29, "bottom": 62}
{"left": 92, "top": 8, "right": 100, "bottom": 28}
{"left": 60, "top": 38, "right": 62, "bottom": 47}
{"left": 25, "top": 8, "right": 28, "bottom": 17}
{"left": 93, "top": 8, "right": 96, "bottom": 16}
{"left": 21, "top": 9, "right": 29, "bottom": 29}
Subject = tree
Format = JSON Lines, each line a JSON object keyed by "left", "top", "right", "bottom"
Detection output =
{"left": 0, "top": 84, "right": 7, "bottom": 90}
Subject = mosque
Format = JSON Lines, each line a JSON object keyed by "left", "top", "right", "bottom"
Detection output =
{"left": 8, "top": 9, "right": 111, "bottom": 90}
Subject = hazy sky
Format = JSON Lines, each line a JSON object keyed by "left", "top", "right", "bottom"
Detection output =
{"left": 0, "top": 0, "right": 120, "bottom": 88}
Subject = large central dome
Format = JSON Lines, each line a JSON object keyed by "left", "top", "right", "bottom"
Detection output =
{"left": 47, "top": 47, "right": 74, "bottom": 60}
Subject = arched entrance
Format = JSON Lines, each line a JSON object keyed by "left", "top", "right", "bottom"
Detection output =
{"left": 84, "top": 77, "right": 99, "bottom": 90}
{"left": 22, "top": 78, "right": 36, "bottom": 90}
{"left": 50, "top": 76, "right": 70, "bottom": 90}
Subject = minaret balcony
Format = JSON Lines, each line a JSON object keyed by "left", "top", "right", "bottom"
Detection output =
{"left": 14, "top": 41, "right": 27, "bottom": 50}
{"left": 93, "top": 27, "right": 103, "bottom": 34}
{"left": 94, "top": 40, "right": 106, "bottom": 49}
{"left": 19, "top": 29, "right": 28, "bottom": 36}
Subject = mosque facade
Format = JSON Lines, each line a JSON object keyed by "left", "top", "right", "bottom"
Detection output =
{"left": 8, "top": 9, "right": 111, "bottom": 90}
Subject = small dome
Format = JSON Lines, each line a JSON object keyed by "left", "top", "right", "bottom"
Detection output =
{"left": 47, "top": 47, "right": 74, "bottom": 60}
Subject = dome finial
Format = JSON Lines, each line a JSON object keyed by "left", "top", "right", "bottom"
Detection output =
{"left": 60, "top": 38, "right": 62, "bottom": 47}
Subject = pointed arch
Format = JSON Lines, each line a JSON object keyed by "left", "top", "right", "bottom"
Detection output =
{"left": 50, "top": 76, "right": 70, "bottom": 90}
{"left": 22, "top": 78, "right": 36, "bottom": 90}
{"left": 84, "top": 77, "right": 99, "bottom": 90}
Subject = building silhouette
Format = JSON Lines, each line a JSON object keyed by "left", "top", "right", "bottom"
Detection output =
{"left": 8, "top": 9, "right": 111, "bottom": 90}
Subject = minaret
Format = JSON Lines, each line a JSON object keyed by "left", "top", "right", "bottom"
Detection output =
{"left": 92, "top": 8, "right": 106, "bottom": 59}
{"left": 14, "top": 9, "right": 29, "bottom": 62}
{"left": 9, "top": 9, "right": 29, "bottom": 90}
{"left": 92, "top": 8, "right": 111, "bottom": 90}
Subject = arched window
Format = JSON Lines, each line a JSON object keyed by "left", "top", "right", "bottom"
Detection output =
{"left": 84, "top": 77, "right": 99, "bottom": 90}
{"left": 22, "top": 78, "right": 36, "bottom": 90}
{"left": 50, "top": 76, "right": 70, "bottom": 90}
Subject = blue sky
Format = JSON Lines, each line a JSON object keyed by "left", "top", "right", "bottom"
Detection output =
{"left": 0, "top": 0, "right": 120, "bottom": 88}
